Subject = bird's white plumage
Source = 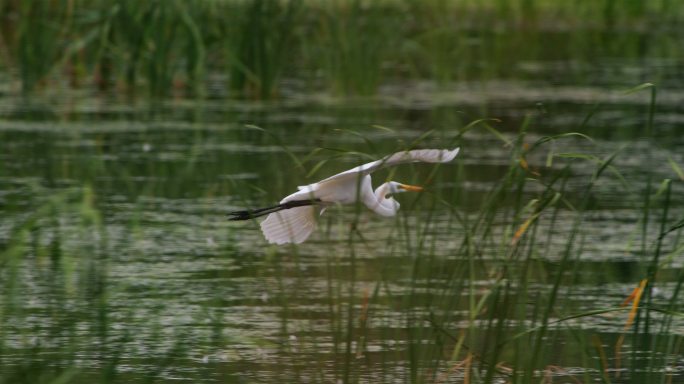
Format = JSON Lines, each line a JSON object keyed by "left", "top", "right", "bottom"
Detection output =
{"left": 260, "top": 205, "right": 316, "bottom": 244}
{"left": 259, "top": 147, "right": 459, "bottom": 244}
{"left": 317, "top": 148, "right": 460, "bottom": 185}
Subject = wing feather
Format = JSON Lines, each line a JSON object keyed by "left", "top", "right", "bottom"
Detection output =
{"left": 317, "top": 148, "right": 459, "bottom": 184}
{"left": 259, "top": 147, "right": 459, "bottom": 244}
{"left": 260, "top": 206, "right": 316, "bottom": 244}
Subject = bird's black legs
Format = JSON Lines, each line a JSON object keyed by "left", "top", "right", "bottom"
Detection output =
{"left": 228, "top": 199, "right": 322, "bottom": 221}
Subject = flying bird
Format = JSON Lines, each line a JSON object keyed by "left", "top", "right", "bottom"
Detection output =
{"left": 229, "top": 148, "right": 460, "bottom": 244}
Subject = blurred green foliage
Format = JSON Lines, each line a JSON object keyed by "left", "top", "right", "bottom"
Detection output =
{"left": 0, "top": 0, "right": 682, "bottom": 97}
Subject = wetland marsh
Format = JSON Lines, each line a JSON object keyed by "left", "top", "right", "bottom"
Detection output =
{"left": 1, "top": 1, "right": 683, "bottom": 383}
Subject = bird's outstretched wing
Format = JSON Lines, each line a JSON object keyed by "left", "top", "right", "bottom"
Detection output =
{"left": 260, "top": 206, "right": 316, "bottom": 244}
{"left": 258, "top": 148, "right": 459, "bottom": 244}
{"left": 316, "top": 148, "right": 460, "bottom": 185}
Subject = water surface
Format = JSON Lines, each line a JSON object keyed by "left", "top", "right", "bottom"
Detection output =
{"left": 1, "top": 58, "right": 684, "bottom": 383}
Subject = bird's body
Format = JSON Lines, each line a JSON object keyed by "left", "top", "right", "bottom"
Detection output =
{"left": 229, "top": 148, "right": 460, "bottom": 244}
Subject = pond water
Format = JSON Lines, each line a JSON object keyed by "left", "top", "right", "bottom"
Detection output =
{"left": 1, "top": 58, "right": 684, "bottom": 382}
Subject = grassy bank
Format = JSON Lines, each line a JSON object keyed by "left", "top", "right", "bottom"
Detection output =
{"left": 1, "top": 0, "right": 683, "bottom": 98}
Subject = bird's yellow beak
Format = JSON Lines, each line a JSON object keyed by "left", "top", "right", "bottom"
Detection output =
{"left": 398, "top": 183, "right": 424, "bottom": 192}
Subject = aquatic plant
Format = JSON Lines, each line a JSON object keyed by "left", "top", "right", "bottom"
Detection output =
{"left": 1, "top": 0, "right": 682, "bottom": 97}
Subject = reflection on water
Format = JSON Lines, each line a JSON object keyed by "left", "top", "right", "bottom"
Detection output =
{"left": 1, "top": 65, "right": 684, "bottom": 382}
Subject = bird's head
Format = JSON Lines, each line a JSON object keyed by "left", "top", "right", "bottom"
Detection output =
{"left": 386, "top": 181, "right": 424, "bottom": 196}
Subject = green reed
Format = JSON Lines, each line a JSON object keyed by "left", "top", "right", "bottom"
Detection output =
{"left": 1, "top": 0, "right": 683, "bottom": 97}
{"left": 2, "top": 129, "right": 682, "bottom": 383}
{"left": 1, "top": 81, "right": 682, "bottom": 383}
{"left": 227, "top": 0, "right": 301, "bottom": 99}
{"left": 265, "top": 85, "right": 682, "bottom": 383}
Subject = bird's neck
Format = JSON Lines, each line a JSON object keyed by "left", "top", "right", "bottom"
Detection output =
{"left": 361, "top": 181, "right": 399, "bottom": 217}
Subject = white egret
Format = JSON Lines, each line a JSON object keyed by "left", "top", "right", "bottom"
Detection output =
{"left": 229, "top": 148, "right": 460, "bottom": 244}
